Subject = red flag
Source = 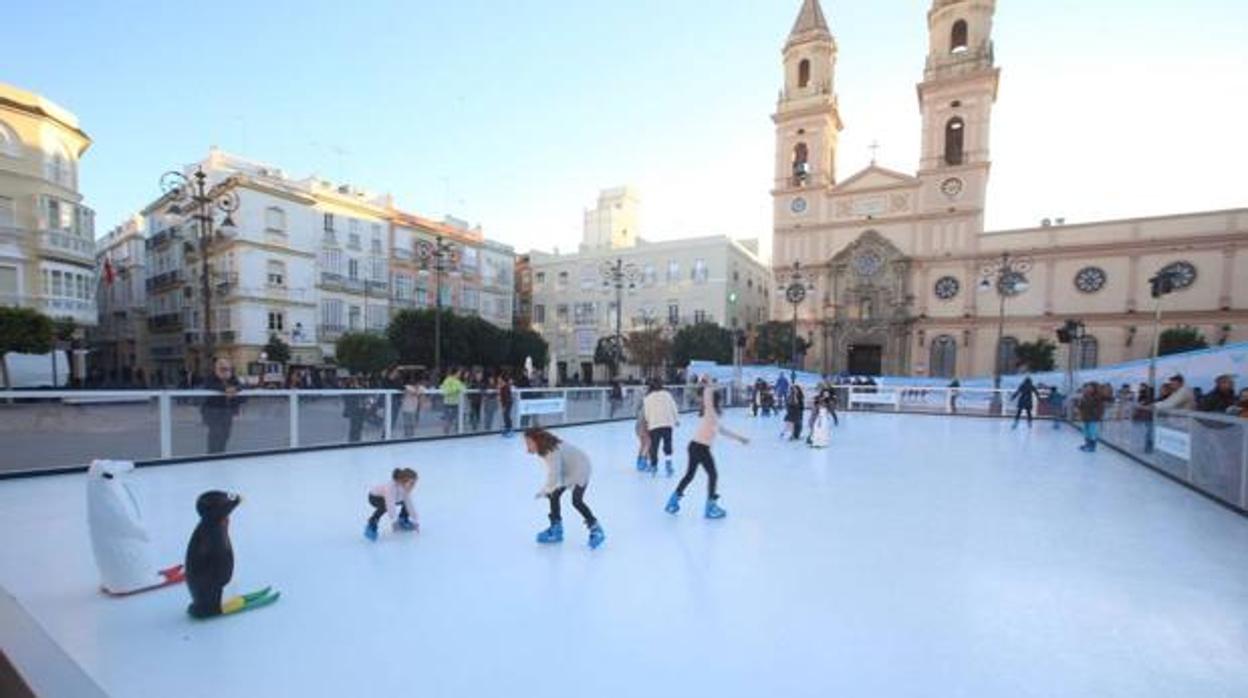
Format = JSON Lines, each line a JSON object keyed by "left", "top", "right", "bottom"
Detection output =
{"left": 103, "top": 257, "right": 115, "bottom": 286}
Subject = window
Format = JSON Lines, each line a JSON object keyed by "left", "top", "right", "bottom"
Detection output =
{"left": 267, "top": 311, "right": 285, "bottom": 332}
{"left": 950, "top": 20, "right": 969, "bottom": 53}
{"left": 668, "top": 303, "right": 679, "bottom": 325}
{"left": 556, "top": 304, "right": 569, "bottom": 325}
{"left": 642, "top": 264, "right": 656, "bottom": 286}
{"left": 348, "top": 305, "right": 362, "bottom": 331}
{"left": 463, "top": 288, "right": 480, "bottom": 312}
{"left": 395, "top": 273, "right": 412, "bottom": 300}
{"left": 348, "top": 233, "right": 361, "bottom": 250}
{"left": 693, "top": 259, "right": 708, "bottom": 283}
{"left": 47, "top": 198, "right": 61, "bottom": 230}
{"left": 534, "top": 304, "right": 546, "bottom": 324}
{"left": 944, "top": 118, "right": 965, "bottom": 166}
{"left": 0, "top": 120, "right": 19, "bottom": 158}
{"left": 264, "top": 207, "right": 286, "bottom": 233}
{"left": 580, "top": 266, "right": 597, "bottom": 290}
{"left": 798, "top": 59, "right": 811, "bottom": 88}
{"left": 996, "top": 336, "right": 1019, "bottom": 375}
{"left": 323, "top": 213, "right": 335, "bottom": 232}
{"left": 667, "top": 261, "right": 680, "bottom": 282}
{"left": 370, "top": 257, "right": 386, "bottom": 282}
{"left": 439, "top": 285, "right": 452, "bottom": 307}
{"left": 371, "top": 238, "right": 382, "bottom": 255}
{"left": 1079, "top": 336, "right": 1099, "bottom": 370}
{"left": 535, "top": 272, "right": 546, "bottom": 285}
{"left": 461, "top": 248, "right": 479, "bottom": 271}
{"left": 0, "top": 266, "right": 17, "bottom": 296}
{"left": 693, "top": 310, "right": 708, "bottom": 324}
{"left": 45, "top": 141, "right": 72, "bottom": 187}
{"left": 321, "top": 248, "right": 342, "bottom": 275}
{"left": 322, "top": 299, "right": 343, "bottom": 326}
{"left": 574, "top": 302, "right": 596, "bottom": 326}
{"left": 347, "top": 258, "right": 360, "bottom": 280}
{"left": 367, "top": 305, "right": 387, "bottom": 330}
{"left": 929, "top": 335, "right": 957, "bottom": 378}
{"left": 0, "top": 196, "right": 13, "bottom": 226}
{"left": 792, "top": 142, "right": 809, "bottom": 181}
{"left": 557, "top": 271, "right": 568, "bottom": 289}
{"left": 266, "top": 260, "right": 286, "bottom": 287}
{"left": 415, "top": 284, "right": 428, "bottom": 307}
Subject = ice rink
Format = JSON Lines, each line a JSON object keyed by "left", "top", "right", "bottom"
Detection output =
{"left": 2, "top": 410, "right": 1247, "bottom": 697}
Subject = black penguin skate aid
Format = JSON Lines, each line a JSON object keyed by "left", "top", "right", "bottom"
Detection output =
{"left": 185, "top": 491, "right": 280, "bottom": 619}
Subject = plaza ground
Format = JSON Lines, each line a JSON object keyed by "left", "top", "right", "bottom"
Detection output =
{"left": 1, "top": 411, "right": 1246, "bottom": 697}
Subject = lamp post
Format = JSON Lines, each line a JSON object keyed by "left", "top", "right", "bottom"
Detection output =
{"left": 977, "top": 251, "right": 1032, "bottom": 414}
{"left": 415, "top": 235, "right": 459, "bottom": 376}
{"left": 159, "top": 167, "right": 240, "bottom": 377}
{"left": 777, "top": 260, "right": 816, "bottom": 380}
{"left": 1057, "top": 319, "right": 1086, "bottom": 396}
{"left": 599, "top": 258, "right": 639, "bottom": 378}
{"left": 1146, "top": 268, "right": 1182, "bottom": 400}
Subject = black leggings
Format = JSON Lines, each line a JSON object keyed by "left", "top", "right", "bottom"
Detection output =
{"left": 1014, "top": 405, "right": 1033, "bottom": 426}
{"left": 548, "top": 485, "right": 596, "bottom": 528}
{"left": 367, "top": 494, "right": 410, "bottom": 527}
{"left": 648, "top": 427, "right": 673, "bottom": 466}
{"left": 677, "top": 442, "right": 718, "bottom": 500}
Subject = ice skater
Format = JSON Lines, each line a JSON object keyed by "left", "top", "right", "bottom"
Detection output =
{"left": 364, "top": 468, "right": 419, "bottom": 541}
{"left": 808, "top": 395, "right": 833, "bottom": 448}
{"left": 1011, "top": 376, "right": 1040, "bottom": 428}
{"left": 643, "top": 379, "right": 680, "bottom": 476}
{"left": 525, "top": 428, "right": 605, "bottom": 548}
{"left": 665, "top": 378, "right": 749, "bottom": 519}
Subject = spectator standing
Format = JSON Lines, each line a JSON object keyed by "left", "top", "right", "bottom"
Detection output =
{"left": 200, "top": 358, "right": 244, "bottom": 454}
{"left": 1077, "top": 382, "right": 1109, "bottom": 452}
{"left": 499, "top": 374, "right": 515, "bottom": 437}
{"left": 1154, "top": 374, "right": 1196, "bottom": 411}
{"left": 1199, "top": 374, "right": 1237, "bottom": 413}
{"left": 440, "top": 369, "right": 466, "bottom": 435}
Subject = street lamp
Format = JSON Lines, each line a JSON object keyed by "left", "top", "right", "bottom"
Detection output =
{"left": 415, "top": 235, "right": 459, "bottom": 375}
{"left": 1056, "top": 318, "right": 1086, "bottom": 395}
{"left": 977, "top": 251, "right": 1032, "bottom": 392}
{"left": 159, "top": 167, "right": 240, "bottom": 376}
{"left": 1147, "top": 268, "right": 1183, "bottom": 399}
{"left": 599, "top": 258, "right": 639, "bottom": 378}
{"left": 777, "top": 260, "right": 816, "bottom": 379}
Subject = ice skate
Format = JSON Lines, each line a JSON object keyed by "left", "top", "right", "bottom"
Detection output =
{"left": 536, "top": 521, "right": 564, "bottom": 544}
{"left": 364, "top": 523, "right": 378, "bottom": 541}
{"left": 664, "top": 458, "right": 674, "bottom": 477}
{"left": 588, "top": 523, "right": 605, "bottom": 549}
{"left": 665, "top": 491, "right": 681, "bottom": 514}
{"left": 705, "top": 498, "right": 727, "bottom": 519}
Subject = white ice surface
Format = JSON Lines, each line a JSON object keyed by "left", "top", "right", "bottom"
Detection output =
{"left": 1, "top": 412, "right": 1247, "bottom": 698}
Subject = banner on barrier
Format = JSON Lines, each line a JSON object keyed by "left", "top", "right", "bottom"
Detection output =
{"left": 518, "top": 398, "right": 567, "bottom": 417}
{"left": 850, "top": 392, "right": 899, "bottom": 406}
{"left": 1155, "top": 426, "right": 1192, "bottom": 461}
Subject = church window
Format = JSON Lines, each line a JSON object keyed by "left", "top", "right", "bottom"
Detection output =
{"left": 944, "top": 118, "right": 965, "bottom": 166}
{"left": 996, "top": 336, "right": 1019, "bottom": 375}
{"left": 950, "top": 20, "right": 969, "bottom": 53}
{"left": 798, "top": 59, "right": 811, "bottom": 88}
{"left": 1079, "top": 336, "right": 1099, "bottom": 370}
{"left": 792, "top": 142, "right": 810, "bottom": 183}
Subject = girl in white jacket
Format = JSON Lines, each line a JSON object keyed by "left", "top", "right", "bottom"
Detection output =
{"left": 665, "top": 379, "right": 749, "bottom": 519}
{"left": 364, "top": 468, "right": 419, "bottom": 541}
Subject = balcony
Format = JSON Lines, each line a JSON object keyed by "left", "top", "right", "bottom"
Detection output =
{"left": 393, "top": 248, "right": 413, "bottom": 261}
{"left": 39, "top": 230, "right": 96, "bottom": 265}
{"left": 217, "top": 330, "right": 237, "bottom": 344}
{"left": 147, "top": 312, "right": 184, "bottom": 332}
{"left": 145, "top": 270, "right": 183, "bottom": 292}
{"left": 366, "top": 280, "right": 389, "bottom": 294}
{"left": 145, "top": 228, "right": 181, "bottom": 249}
{"left": 317, "top": 324, "right": 346, "bottom": 341}
{"left": 319, "top": 272, "right": 366, "bottom": 294}
{"left": 37, "top": 296, "right": 97, "bottom": 325}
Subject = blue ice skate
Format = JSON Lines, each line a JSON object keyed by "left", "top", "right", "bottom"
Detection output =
{"left": 635, "top": 455, "right": 648, "bottom": 471}
{"left": 705, "top": 498, "right": 727, "bottom": 519}
{"left": 665, "top": 492, "right": 681, "bottom": 515}
{"left": 396, "top": 518, "right": 417, "bottom": 532}
{"left": 664, "top": 459, "right": 674, "bottom": 477}
{"left": 588, "top": 523, "right": 605, "bottom": 549}
{"left": 536, "top": 521, "right": 564, "bottom": 544}
{"left": 364, "top": 523, "right": 379, "bottom": 541}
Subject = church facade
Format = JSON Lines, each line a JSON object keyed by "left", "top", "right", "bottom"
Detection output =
{"left": 771, "top": 0, "right": 1248, "bottom": 379}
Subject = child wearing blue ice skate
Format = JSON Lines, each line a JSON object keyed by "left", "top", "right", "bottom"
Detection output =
{"left": 666, "top": 377, "right": 749, "bottom": 519}
{"left": 525, "top": 427, "right": 605, "bottom": 549}
{"left": 364, "top": 468, "right": 419, "bottom": 541}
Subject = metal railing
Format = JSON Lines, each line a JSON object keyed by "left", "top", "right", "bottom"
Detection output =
{"left": 0, "top": 384, "right": 714, "bottom": 476}
{"left": 1096, "top": 405, "right": 1248, "bottom": 512}
{"left": 835, "top": 385, "right": 1032, "bottom": 417}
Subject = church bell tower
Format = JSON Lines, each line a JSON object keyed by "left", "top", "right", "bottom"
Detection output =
{"left": 772, "top": 0, "right": 843, "bottom": 198}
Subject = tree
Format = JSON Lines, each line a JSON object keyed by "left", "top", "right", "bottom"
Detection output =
{"left": 507, "top": 328, "right": 548, "bottom": 373}
{"left": 671, "top": 322, "right": 733, "bottom": 367}
{"left": 0, "top": 307, "right": 55, "bottom": 389}
{"left": 1014, "top": 338, "right": 1056, "bottom": 372}
{"left": 1159, "top": 326, "right": 1208, "bottom": 356}
{"left": 263, "top": 333, "right": 291, "bottom": 364}
{"left": 751, "top": 321, "right": 810, "bottom": 366}
{"left": 335, "top": 332, "right": 397, "bottom": 377}
{"left": 624, "top": 328, "right": 671, "bottom": 379}
{"left": 594, "top": 336, "right": 623, "bottom": 377}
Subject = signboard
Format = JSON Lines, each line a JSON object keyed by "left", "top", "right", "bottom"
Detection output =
{"left": 1155, "top": 426, "right": 1191, "bottom": 461}
{"left": 849, "top": 392, "right": 899, "bottom": 407}
{"left": 575, "top": 329, "right": 597, "bottom": 357}
{"left": 518, "top": 398, "right": 567, "bottom": 417}
{"left": 851, "top": 196, "right": 888, "bottom": 217}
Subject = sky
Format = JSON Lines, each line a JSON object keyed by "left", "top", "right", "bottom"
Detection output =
{"left": 3, "top": 0, "right": 1246, "bottom": 259}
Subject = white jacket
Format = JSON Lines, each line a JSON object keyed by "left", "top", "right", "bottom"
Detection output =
{"left": 369, "top": 480, "right": 418, "bottom": 524}
{"left": 643, "top": 390, "right": 680, "bottom": 430}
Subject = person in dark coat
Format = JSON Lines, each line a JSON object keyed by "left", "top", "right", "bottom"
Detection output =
{"left": 341, "top": 377, "right": 369, "bottom": 443}
{"left": 786, "top": 384, "right": 806, "bottom": 441}
{"left": 1011, "top": 376, "right": 1040, "bottom": 428}
{"left": 1199, "top": 374, "right": 1238, "bottom": 413}
{"left": 200, "top": 358, "right": 244, "bottom": 454}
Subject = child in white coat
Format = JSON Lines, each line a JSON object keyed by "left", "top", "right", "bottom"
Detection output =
{"left": 365, "top": 468, "right": 419, "bottom": 541}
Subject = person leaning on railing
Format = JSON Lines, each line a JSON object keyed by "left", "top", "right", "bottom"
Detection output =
{"left": 1198, "top": 374, "right": 1238, "bottom": 414}
{"left": 200, "top": 358, "right": 245, "bottom": 454}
